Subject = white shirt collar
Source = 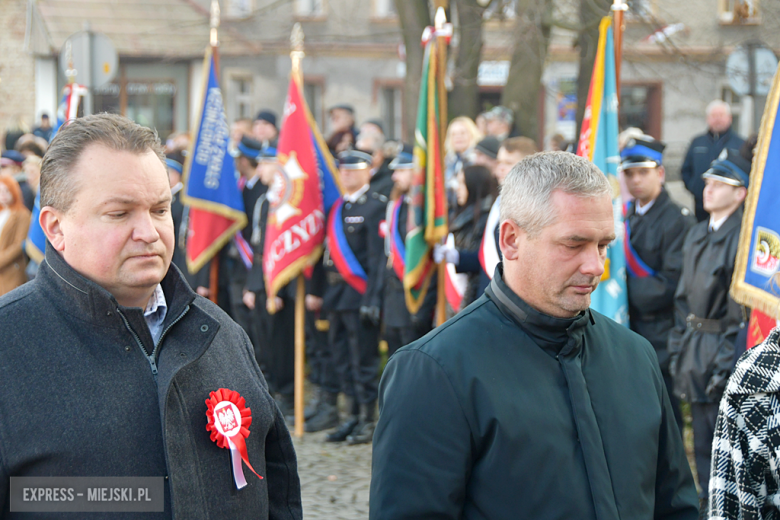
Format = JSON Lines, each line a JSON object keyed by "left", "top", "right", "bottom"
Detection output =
{"left": 343, "top": 184, "right": 370, "bottom": 203}
{"left": 246, "top": 175, "right": 261, "bottom": 190}
{"left": 144, "top": 284, "right": 167, "bottom": 318}
{"left": 635, "top": 198, "right": 656, "bottom": 216}
{"left": 709, "top": 214, "right": 729, "bottom": 232}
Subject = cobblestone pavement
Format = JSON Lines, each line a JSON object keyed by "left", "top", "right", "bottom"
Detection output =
{"left": 293, "top": 431, "right": 372, "bottom": 519}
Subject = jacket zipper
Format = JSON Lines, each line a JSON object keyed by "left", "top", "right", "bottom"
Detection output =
{"left": 117, "top": 309, "right": 158, "bottom": 376}
{"left": 116, "top": 305, "right": 190, "bottom": 378}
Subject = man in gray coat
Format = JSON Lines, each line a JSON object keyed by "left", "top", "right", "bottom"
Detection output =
{"left": 370, "top": 151, "right": 698, "bottom": 519}
{"left": 0, "top": 113, "right": 302, "bottom": 519}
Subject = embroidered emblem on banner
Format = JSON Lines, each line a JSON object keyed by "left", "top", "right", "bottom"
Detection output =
{"left": 752, "top": 227, "right": 780, "bottom": 277}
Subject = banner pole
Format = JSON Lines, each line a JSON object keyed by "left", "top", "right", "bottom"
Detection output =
{"left": 435, "top": 6, "right": 448, "bottom": 326}
{"left": 294, "top": 274, "right": 306, "bottom": 437}
{"left": 208, "top": 0, "right": 221, "bottom": 306}
{"left": 612, "top": 0, "right": 627, "bottom": 107}
{"left": 290, "top": 23, "right": 307, "bottom": 437}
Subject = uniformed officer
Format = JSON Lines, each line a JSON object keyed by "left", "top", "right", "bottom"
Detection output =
{"left": 219, "top": 136, "right": 266, "bottom": 345}
{"left": 242, "top": 145, "right": 296, "bottom": 416}
{"left": 302, "top": 255, "right": 341, "bottom": 433}
{"left": 669, "top": 148, "right": 750, "bottom": 507}
{"left": 382, "top": 145, "right": 436, "bottom": 356}
{"left": 322, "top": 149, "right": 387, "bottom": 445}
{"left": 621, "top": 136, "right": 696, "bottom": 431}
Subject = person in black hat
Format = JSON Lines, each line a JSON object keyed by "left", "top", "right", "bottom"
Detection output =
{"left": 381, "top": 145, "right": 436, "bottom": 358}
{"left": 472, "top": 136, "right": 500, "bottom": 174}
{"left": 241, "top": 145, "right": 298, "bottom": 417}
{"left": 321, "top": 149, "right": 387, "bottom": 445}
{"left": 214, "top": 136, "right": 267, "bottom": 355}
{"left": 253, "top": 110, "right": 278, "bottom": 147}
{"left": 0, "top": 150, "right": 34, "bottom": 211}
{"left": 621, "top": 136, "right": 696, "bottom": 432}
{"left": 669, "top": 147, "right": 751, "bottom": 511}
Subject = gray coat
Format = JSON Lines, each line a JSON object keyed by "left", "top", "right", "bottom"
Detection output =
{"left": 0, "top": 245, "right": 302, "bottom": 519}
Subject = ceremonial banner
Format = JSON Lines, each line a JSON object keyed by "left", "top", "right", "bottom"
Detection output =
{"left": 576, "top": 17, "right": 628, "bottom": 325}
{"left": 732, "top": 63, "right": 780, "bottom": 324}
{"left": 404, "top": 30, "right": 448, "bottom": 314}
{"left": 25, "top": 83, "right": 87, "bottom": 263}
{"left": 263, "top": 73, "right": 327, "bottom": 303}
{"left": 181, "top": 47, "right": 247, "bottom": 273}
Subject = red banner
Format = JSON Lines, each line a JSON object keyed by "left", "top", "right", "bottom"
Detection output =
{"left": 748, "top": 308, "right": 777, "bottom": 349}
{"left": 263, "top": 75, "right": 326, "bottom": 303}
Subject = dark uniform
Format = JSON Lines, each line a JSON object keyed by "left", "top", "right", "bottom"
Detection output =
{"left": 669, "top": 149, "right": 751, "bottom": 503}
{"left": 382, "top": 149, "right": 436, "bottom": 356}
{"left": 621, "top": 138, "right": 696, "bottom": 431}
{"left": 222, "top": 137, "right": 267, "bottom": 346}
{"left": 323, "top": 150, "right": 387, "bottom": 444}
{"left": 681, "top": 126, "right": 744, "bottom": 221}
{"left": 243, "top": 145, "right": 296, "bottom": 413}
{"left": 302, "top": 255, "right": 341, "bottom": 432}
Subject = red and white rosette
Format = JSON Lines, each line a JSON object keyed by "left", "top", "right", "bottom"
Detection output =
{"left": 206, "top": 388, "right": 263, "bottom": 489}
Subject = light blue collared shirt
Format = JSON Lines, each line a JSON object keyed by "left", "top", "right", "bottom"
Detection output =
{"left": 143, "top": 284, "right": 168, "bottom": 345}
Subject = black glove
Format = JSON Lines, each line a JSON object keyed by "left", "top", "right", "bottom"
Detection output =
{"left": 359, "top": 305, "right": 381, "bottom": 327}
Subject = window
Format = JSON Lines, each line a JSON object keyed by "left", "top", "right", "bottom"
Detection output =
{"left": 618, "top": 83, "right": 662, "bottom": 140}
{"left": 372, "top": 0, "right": 396, "bottom": 19}
{"left": 625, "top": 0, "right": 653, "bottom": 21}
{"left": 303, "top": 80, "right": 324, "bottom": 130}
{"left": 719, "top": 0, "right": 760, "bottom": 24}
{"left": 93, "top": 80, "right": 177, "bottom": 139}
{"left": 226, "top": 73, "right": 254, "bottom": 126}
{"left": 295, "top": 0, "right": 325, "bottom": 18}
{"left": 225, "top": 0, "right": 253, "bottom": 19}
{"left": 721, "top": 86, "right": 743, "bottom": 135}
{"left": 483, "top": 0, "right": 517, "bottom": 20}
{"left": 380, "top": 86, "right": 403, "bottom": 140}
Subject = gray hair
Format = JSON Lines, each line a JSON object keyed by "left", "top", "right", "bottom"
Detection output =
{"left": 706, "top": 100, "right": 732, "bottom": 117}
{"left": 500, "top": 151, "right": 611, "bottom": 237}
{"left": 40, "top": 113, "right": 166, "bottom": 212}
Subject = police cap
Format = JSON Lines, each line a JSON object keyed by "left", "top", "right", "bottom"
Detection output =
{"left": 702, "top": 148, "right": 751, "bottom": 188}
{"left": 620, "top": 136, "right": 665, "bottom": 170}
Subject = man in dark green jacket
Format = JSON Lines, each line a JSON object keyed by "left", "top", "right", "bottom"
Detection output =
{"left": 370, "top": 151, "right": 698, "bottom": 519}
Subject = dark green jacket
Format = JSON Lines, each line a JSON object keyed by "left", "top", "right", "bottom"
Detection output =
{"left": 370, "top": 265, "right": 698, "bottom": 520}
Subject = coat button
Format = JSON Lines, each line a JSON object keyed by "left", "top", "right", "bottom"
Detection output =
{"left": 180, "top": 352, "right": 186, "bottom": 358}
{"left": 124, "top": 346, "right": 131, "bottom": 352}
{"left": 345, "top": 203, "right": 352, "bottom": 210}
{"left": 106, "top": 311, "right": 112, "bottom": 317}
{"left": 200, "top": 324, "right": 209, "bottom": 332}
{"left": 347, "top": 226, "right": 355, "bottom": 233}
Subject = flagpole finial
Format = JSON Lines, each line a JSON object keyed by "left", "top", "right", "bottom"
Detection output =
{"left": 434, "top": 7, "right": 447, "bottom": 29}
{"left": 65, "top": 40, "right": 77, "bottom": 84}
{"left": 611, "top": 0, "right": 628, "bottom": 11}
{"left": 210, "top": 0, "right": 221, "bottom": 47}
{"left": 290, "top": 23, "right": 305, "bottom": 77}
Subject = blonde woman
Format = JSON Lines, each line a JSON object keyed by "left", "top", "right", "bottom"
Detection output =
{"left": 444, "top": 116, "right": 482, "bottom": 184}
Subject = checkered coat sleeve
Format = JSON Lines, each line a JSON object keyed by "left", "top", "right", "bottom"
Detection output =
{"left": 709, "top": 328, "right": 780, "bottom": 519}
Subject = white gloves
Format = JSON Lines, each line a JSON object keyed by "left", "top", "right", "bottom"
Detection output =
{"left": 433, "top": 234, "right": 460, "bottom": 265}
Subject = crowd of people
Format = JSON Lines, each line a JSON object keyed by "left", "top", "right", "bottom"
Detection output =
{"left": 0, "top": 96, "right": 774, "bottom": 518}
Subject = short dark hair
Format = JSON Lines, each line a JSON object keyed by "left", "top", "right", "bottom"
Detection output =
{"left": 40, "top": 113, "right": 166, "bottom": 212}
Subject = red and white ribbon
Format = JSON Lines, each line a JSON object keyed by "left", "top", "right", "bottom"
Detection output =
{"left": 206, "top": 388, "right": 263, "bottom": 489}
{"left": 421, "top": 24, "right": 453, "bottom": 45}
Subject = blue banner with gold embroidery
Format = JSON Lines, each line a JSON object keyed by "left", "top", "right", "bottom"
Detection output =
{"left": 181, "top": 47, "right": 247, "bottom": 273}
{"left": 732, "top": 63, "right": 780, "bottom": 317}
